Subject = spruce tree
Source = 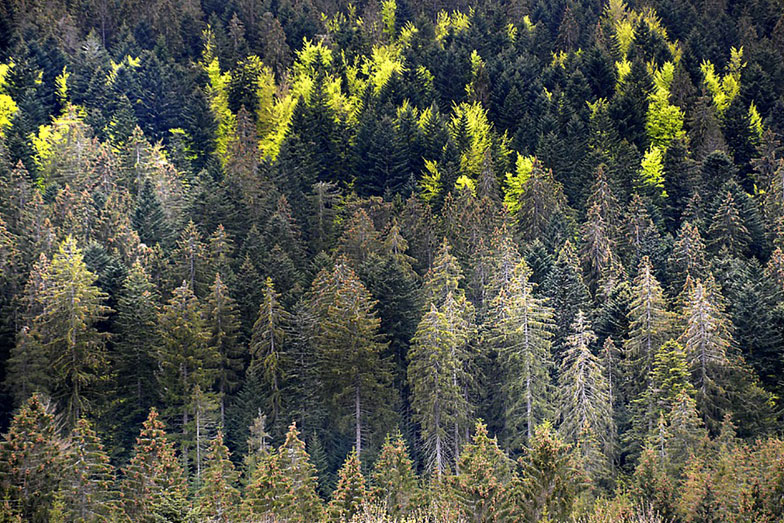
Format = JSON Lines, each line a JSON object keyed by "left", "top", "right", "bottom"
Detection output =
{"left": 112, "top": 261, "right": 159, "bottom": 454}
{"left": 513, "top": 159, "right": 567, "bottom": 242}
{"left": 451, "top": 421, "right": 513, "bottom": 523}
{"left": 310, "top": 261, "right": 395, "bottom": 458}
{"left": 120, "top": 408, "right": 188, "bottom": 521}
{"left": 195, "top": 431, "right": 241, "bottom": 523}
{"left": 171, "top": 220, "right": 209, "bottom": 296}
{"left": 708, "top": 191, "right": 751, "bottom": 255}
{"left": 59, "top": 417, "right": 120, "bottom": 521}
{"left": 249, "top": 277, "right": 292, "bottom": 427}
{"left": 543, "top": 241, "right": 591, "bottom": 355}
{"left": 29, "top": 236, "right": 111, "bottom": 426}
{"left": 487, "top": 260, "right": 554, "bottom": 447}
{"left": 580, "top": 202, "right": 620, "bottom": 299}
{"left": 558, "top": 311, "right": 613, "bottom": 480}
{"left": 624, "top": 256, "right": 675, "bottom": 398}
{"left": 328, "top": 449, "right": 367, "bottom": 522}
{"left": 275, "top": 422, "right": 324, "bottom": 521}
{"left": 205, "top": 272, "right": 242, "bottom": 427}
{"left": 156, "top": 282, "right": 217, "bottom": 468}
{"left": 0, "top": 394, "right": 64, "bottom": 522}
{"left": 408, "top": 300, "right": 470, "bottom": 477}
{"left": 371, "top": 431, "right": 420, "bottom": 518}
{"left": 668, "top": 222, "right": 709, "bottom": 294}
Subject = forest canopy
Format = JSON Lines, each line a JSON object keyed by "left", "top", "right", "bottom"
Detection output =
{"left": 1, "top": 0, "right": 784, "bottom": 520}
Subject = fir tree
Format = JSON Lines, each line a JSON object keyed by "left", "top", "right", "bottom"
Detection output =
{"left": 328, "top": 449, "right": 367, "bottom": 522}
{"left": 310, "top": 261, "right": 395, "bottom": 457}
{"left": 205, "top": 272, "right": 242, "bottom": 427}
{"left": 708, "top": 191, "right": 751, "bottom": 255}
{"left": 120, "top": 408, "right": 188, "bottom": 521}
{"left": 580, "top": 202, "right": 620, "bottom": 299}
{"left": 0, "top": 394, "right": 64, "bottom": 522}
{"left": 59, "top": 418, "right": 119, "bottom": 521}
{"left": 275, "top": 422, "right": 324, "bottom": 521}
{"left": 488, "top": 260, "right": 554, "bottom": 447}
{"left": 171, "top": 220, "right": 209, "bottom": 296}
{"left": 544, "top": 241, "right": 591, "bottom": 355}
{"left": 371, "top": 431, "right": 420, "bottom": 518}
{"left": 195, "top": 431, "right": 241, "bottom": 523}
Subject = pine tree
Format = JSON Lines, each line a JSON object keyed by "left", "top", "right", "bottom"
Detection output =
{"left": 558, "top": 311, "right": 613, "bottom": 480}
{"left": 205, "top": 272, "right": 242, "bottom": 427}
{"left": 59, "top": 417, "right": 119, "bottom": 521}
{"left": 29, "top": 236, "right": 111, "bottom": 426}
{"left": 371, "top": 431, "right": 420, "bottom": 518}
{"left": 310, "top": 261, "right": 395, "bottom": 458}
{"left": 156, "top": 282, "right": 217, "bottom": 468}
{"left": 112, "top": 261, "right": 159, "bottom": 454}
{"left": 408, "top": 300, "right": 471, "bottom": 477}
{"left": 488, "top": 260, "right": 554, "bottom": 447}
{"left": 195, "top": 431, "right": 241, "bottom": 523}
{"left": 120, "top": 408, "right": 188, "bottom": 521}
{"left": 328, "top": 449, "right": 367, "bottom": 522}
{"left": 624, "top": 256, "right": 675, "bottom": 398}
{"left": 451, "top": 421, "right": 513, "bottom": 523}
{"left": 249, "top": 277, "right": 292, "bottom": 427}
{"left": 0, "top": 394, "right": 64, "bottom": 522}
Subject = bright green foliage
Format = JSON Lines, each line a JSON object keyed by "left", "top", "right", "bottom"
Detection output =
{"left": 195, "top": 431, "right": 241, "bottom": 523}
{"left": 558, "top": 311, "right": 614, "bottom": 480}
{"left": 250, "top": 277, "right": 292, "bottom": 425}
{"left": 371, "top": 431, "right": 420, "bottom": 518}
{"left": 29, "top": 236, "right": 110, "bottom": 426}
{"left": 59, "top": 418, "right": 120, "bottom": 521}
{"left": 451, "top": 421, "right": 512, "bottom": 523}
{"left": 487, "top": 260, "right": 554, "bottom": 447}
{"left": 0, "top": 394, "right": 64, "bottom": 522}
{"left": 310, "top": 261, "right": 395, "bottom": 457}
{"left": 700, "top": 47, "right": 743, "bottom": 115}
{"left": 120, "top": 408, "right": 188, "bottom": 521}
{"left": 504, "top": 154, "right": 535, "bottom": 215}
{"left": 328, "top": 449, "right": 367, "bottom": 522}
{"left": 639, "top": 146, "right": 667, "bottom": 197}
{"left": 204, "top": 273, "right": 242, "bottom": 426}
{"left": 513, "top": 421, "right": 584, "bottom": 522}
{"left": 646, "top": 62, "right": 686, "bottom": 149}
{"left": 624, "top": 257, "right": 675, "bottom": 397}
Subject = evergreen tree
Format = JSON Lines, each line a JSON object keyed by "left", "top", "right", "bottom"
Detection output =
{"left": 0, "top": 394, "right": 63, "bottom": 522}
{"left": 29, "top": 236, "right": 110, "bottom": 426}
{"left": 156, "top": 282, "right": 217, "bottom": 468}
{"left": 513, "top": 159, "right": 568, "bottom": 242}
{"left": 133, "top": 178, "right": 171, "bottom": 247}
{"left": 408, "top": 302, "right": 469, "bottom": 477}
{"left": 275, "top": 422, "right": 324, "bottom": 521}
{"left": 544, "top": 241, "right": 591, "bottom": 355}
{"left": 624, "top": 256, "right": 675, "bottom": 398}
{"left": 708, "top": 191, "right": 751, "bottom": 255}
{"left": 371, "top": 431, "right": 420, "bottom": 518}
{"left": 451, "top": 421, "right": 513, "bottom": 523}
{"left": 171, "top": 220, "right": 209, "bottom": 296}
{"left": 580, "top": 202, "right": 620, "bottom": 299}
{"left": 488, "top": 260, "right": 554, "bottom": 447}
{"left": 205, "top": 272, "right": 242, "bottom": 427}
{"left": 328, "top": 449, "right": 367, "bottom": 522}
{"left": 120, "top": 408, "right": 188, "bottom": 521}
{"left": 668, "top": 221, "right": 709, "bottom": 294}
{"left": 558, "top": 311, "right": 613, "bottom": 480}
{"left": 310, "top": 261, "right": 395, "bottom": 457}
{"left": 59, "top": 417, "right": 119, "bottom": 521}
{"left": 195, "top": 431, "right": 241, "bottom": 523}
{"left": 112, "top": 261, "right": 159, "bottom": 455}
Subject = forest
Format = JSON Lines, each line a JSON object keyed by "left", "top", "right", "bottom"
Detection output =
{"left": 0, "top": 0, "right": 784, "bottom": 520}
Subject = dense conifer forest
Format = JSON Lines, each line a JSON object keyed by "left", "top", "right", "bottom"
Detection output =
{"left": 1, "top": 0, "right": 784, "bottom": 520}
